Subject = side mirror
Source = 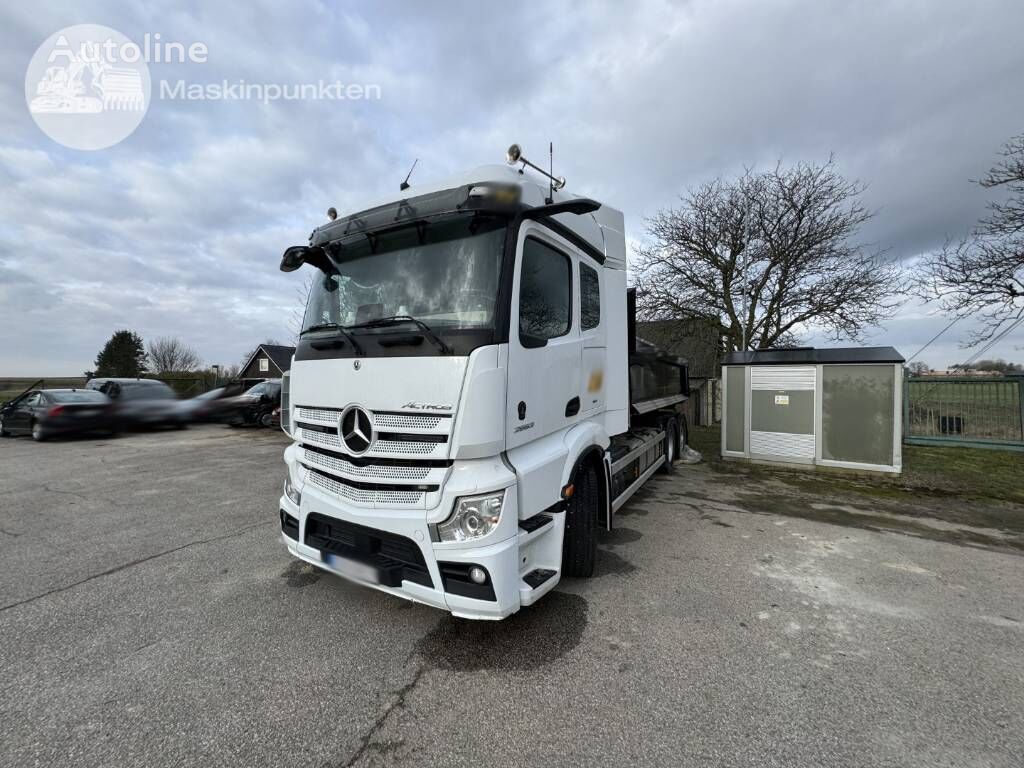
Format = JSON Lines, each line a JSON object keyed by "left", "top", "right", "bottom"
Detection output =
{"left": 279, "top": 244, "right": 337, "bottom": 276}
{"left": 520, "top": 333, "right": 548, "bottom": 349}
{"left": 280, "top": 246, "right": 308, "bottom": 272}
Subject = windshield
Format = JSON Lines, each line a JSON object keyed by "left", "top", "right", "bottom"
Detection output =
{"left": 301, "top": 215, "right": 505, "bottom": 334}
{"left": 244, "top": 381, "right": 280, "bottom": 397}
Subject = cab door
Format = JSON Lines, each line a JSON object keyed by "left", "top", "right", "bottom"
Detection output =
{"left": 506, "top": 223, "right": 582, "bottom": 450}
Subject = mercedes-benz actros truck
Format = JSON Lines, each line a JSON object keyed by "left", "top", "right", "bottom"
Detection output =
{"left": 276, "top": 145, "right": 689, "bottom": 619}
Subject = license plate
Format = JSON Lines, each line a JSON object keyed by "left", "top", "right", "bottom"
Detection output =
{"left": 323, "top": 553, "right": 379, "bottom": 584}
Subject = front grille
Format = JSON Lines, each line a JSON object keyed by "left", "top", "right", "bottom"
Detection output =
{"left": 373, "top": 412, "right": 445, "bottom": 430}
{"left": 298, "top": 426, "right": 343, "bottom": 449}
{"left": 305, "top": 512, "right": 432, "bottom": 588}
{"left": 296, "top": 406, "right": 339, "bottom": 423}
{"left": 295, "top": 403, "right": 452, "bottom": 502}
{"left": 306, "top": 468, "right": 425, "bottom": 506}
{"left": 373, "top": 439, "right": 442, "bottom": 455}
{"left": 297, "top": 423, "right": 447, "bottom": 458}
{"left": 303, "top": 446, "right": 433, "bottom": 481}
{"left": 295, "top": 406, "right": 450, "bottom": 432}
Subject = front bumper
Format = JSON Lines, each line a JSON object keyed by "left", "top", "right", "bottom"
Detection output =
{"left": 279, "top": 450, "right": 523, "bottom": 620}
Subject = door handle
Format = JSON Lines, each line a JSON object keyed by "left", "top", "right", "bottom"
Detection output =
{"left": 565, "top": 396, "right": 580, "bottom": 417}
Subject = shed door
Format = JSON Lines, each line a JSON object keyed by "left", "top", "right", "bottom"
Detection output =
{"left": 749, "top": 366, "right": 815, "bottom": 459}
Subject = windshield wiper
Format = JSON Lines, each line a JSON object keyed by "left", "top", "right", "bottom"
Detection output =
{"left": 346, "top": 315, "right": 452, "bottom": 355}
{"left": 302, "top": 322, "right": 364, "bottom": 355}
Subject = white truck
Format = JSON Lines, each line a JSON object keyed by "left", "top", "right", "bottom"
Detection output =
{"left": 277, "top": 145, "right": 689, "bottom": 619}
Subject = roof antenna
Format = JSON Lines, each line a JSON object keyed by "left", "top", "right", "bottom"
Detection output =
{"left": 400, "top": 158, "right": 418, "bottom": 192}
{"left": 546, "top": 142, "right": 554, "bottom": 204}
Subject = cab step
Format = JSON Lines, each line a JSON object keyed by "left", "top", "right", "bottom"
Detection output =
{"left": 523, "top": 568, "right": 557, "bottom": 589}
{"left": 518, "top": 514, "right": 552, "bottom": 533}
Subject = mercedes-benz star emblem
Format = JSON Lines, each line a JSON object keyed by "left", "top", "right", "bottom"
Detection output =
{"left": 353, "top": 360, "right": 361, "bottom": 370}
{"left": 339, "top": 405, "right": 374, "bottom": 455}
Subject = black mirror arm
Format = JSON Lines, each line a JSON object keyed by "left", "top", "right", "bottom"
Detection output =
{"left": 304, "top": 247, "right": 339, "bottom": 276}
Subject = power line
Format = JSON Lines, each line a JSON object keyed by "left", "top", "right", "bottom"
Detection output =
{"left": 905, "top": 316, "right": 960, "bottom": 364}
{"left": 953, "top": 316, "right": 1024, "bottom": 371}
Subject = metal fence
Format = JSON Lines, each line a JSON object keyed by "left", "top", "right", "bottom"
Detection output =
{"left": 904, "top": 377, "right": 1024, "bottom": 451}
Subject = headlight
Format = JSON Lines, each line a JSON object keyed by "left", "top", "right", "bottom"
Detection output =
{"left": 437, "top": 491, "right": 504, "bottom": 542}
{"left": 284, "top": 475, "right": 301, "bottom": 506}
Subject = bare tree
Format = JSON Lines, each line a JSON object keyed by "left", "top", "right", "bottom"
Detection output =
{"left": 147, "top": 336, "right": 202, "bottom": 373}
{"left": 634, "top": 159, "right": 900, "bottom": 352}
{"left": 906, "top": 361, "right": 931, "bottom": 376}
{"left": 917, "top": 134, "right": 1024, "bottom": 342}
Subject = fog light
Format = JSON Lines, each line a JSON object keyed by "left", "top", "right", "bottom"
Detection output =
{"left": 469, "top": 566, "right": 487, "bottom": 585}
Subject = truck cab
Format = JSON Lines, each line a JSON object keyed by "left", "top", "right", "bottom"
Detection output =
{"left": 278, "top": 152, "right": 687, "bottom": 619}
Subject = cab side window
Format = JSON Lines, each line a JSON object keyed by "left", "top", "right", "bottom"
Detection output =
{"left": 580, "top": 262, "right": 600, "bottom": 330}
{"left": 519, "top": 238, "right": 571, "bottom": 342}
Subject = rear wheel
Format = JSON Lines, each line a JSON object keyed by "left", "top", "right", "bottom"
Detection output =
{"left": 31, "top": 420, "right": 46, "bottom": 442}
{"left": 659, "top": 419, "right": 678, "bottom": 474}
{"left": 259, "top": 412, "right": 274, "bottom": 428}
{"left": 562, "top": 461, "right": 599, "bottom": 577}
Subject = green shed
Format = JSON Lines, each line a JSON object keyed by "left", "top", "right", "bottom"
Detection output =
{"left": 721, "top": 347, "right": 905, "bottom": 473}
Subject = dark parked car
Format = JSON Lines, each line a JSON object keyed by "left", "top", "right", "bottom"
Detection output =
{"left": 0, "top": 389, "right": 115, "bottom": 441}
{"left": 225, "top": 379, "right": 282, "bottom": 428}
{"left": 177, "top": 386, "right": 236, "bottom": 424}
{"left": 85, "top": 378, "right": 186, "bottom": 430}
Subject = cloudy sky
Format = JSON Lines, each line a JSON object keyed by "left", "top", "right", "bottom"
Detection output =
{"left": 2, "top": 0, "right": 1023, "bottom": 376}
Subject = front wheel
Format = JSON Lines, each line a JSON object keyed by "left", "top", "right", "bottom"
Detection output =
{"left": 259, "top": 412, "right": 274, "bottom": 428}
{"left": 562, "top": 461, "right": 599, "bottom": 577}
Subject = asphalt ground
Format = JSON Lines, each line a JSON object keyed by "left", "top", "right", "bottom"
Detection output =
{"left": 1, "top": 425, "right": 1021, "bottom": 767}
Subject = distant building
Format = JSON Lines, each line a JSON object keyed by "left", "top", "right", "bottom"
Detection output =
{"left": 239, "top": 344, "right": 295, "bottom": 384}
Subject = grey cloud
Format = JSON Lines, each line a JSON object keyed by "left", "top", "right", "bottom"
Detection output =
{"left": 1, "top": 0, "right": 1023, "bottom": 375}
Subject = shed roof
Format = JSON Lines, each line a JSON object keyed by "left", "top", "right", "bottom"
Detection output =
{"left": 723, "top": 346, "right": 904, "bottom": 366}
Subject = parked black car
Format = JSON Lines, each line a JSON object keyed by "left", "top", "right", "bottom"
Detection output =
{"left": 0, "top": 389, "right": 116, "bottom": 441}
{"left": 225, "top": 379, "right": 282, "bottom": 427}
{"left": 85, "top": 378, "right": 187, "bottom": 430}
{"left": 177, "top": 386, "right": 237, "bottom": 424}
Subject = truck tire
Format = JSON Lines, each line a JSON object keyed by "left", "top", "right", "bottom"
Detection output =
{"left": 562, "top": 461, "right": 599, "bottom": 577}
{"left": 659, "top": 419, "right": 678, "bottom": 474}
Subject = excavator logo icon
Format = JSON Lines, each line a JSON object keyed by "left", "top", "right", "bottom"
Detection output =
{"left": 25, "top": 25, "right": 151, "bottom": 151}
